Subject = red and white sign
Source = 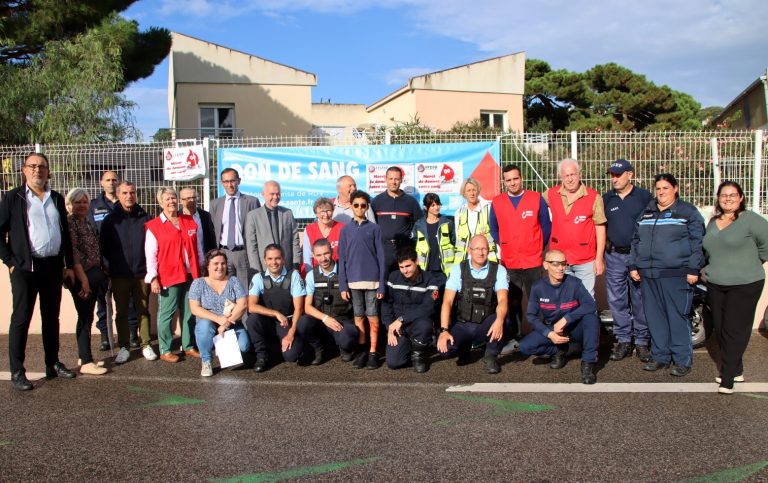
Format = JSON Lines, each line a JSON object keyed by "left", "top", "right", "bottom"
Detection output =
{"left": 163, "top": 145, "right": 207, "bottom": 181}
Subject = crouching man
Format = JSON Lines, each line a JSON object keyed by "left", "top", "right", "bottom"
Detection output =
{"left": 245, "top": 244, "right": 308, "bottom": 372}
{"left": 382, "top": 246, "right": 440, "bottom": 373}
{"left": 299, "top": 238, "right": 360, "bottom": 364}
{"left": 519, "top": 249, "right": 600, "bottom": 384}
{"left": 437, "top": 235, "right": 508, "bottom": 374}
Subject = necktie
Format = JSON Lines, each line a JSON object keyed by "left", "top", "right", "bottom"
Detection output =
{"left": 227, "top": 197, "right": 237, "bottom": 249}
{"left": 269, "top": 209, "right": 280, "bottom": 244}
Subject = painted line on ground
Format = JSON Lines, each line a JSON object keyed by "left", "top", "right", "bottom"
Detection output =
{"left": 0, "top": 371, "right": 45, "bottom": 381}
{"left": 446, "top": 382, "right": 768, "bottom": 393}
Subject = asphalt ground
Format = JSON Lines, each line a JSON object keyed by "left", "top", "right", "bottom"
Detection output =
{"left": 2, "top": 331, "right": 768, "bottom": 482}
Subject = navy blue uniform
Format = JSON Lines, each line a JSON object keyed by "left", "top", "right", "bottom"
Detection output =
{"left": 629, "top": 198, "right": 705, "bottom": 368}
{"left": 381, "top": 269, "right": 439, "bottom": 368}
{"left": 371, "top": 191, "right": 423, "bottom": 271}
{"left": 603, "top": 185, "right": 652, "bottom": 345}
{"left": 520, "top": 274, "right": 600, "bottom": 362}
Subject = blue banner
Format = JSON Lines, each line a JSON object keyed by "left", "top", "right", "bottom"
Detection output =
{"left": 218, "top": 141, "right": 500, "bottom": 219}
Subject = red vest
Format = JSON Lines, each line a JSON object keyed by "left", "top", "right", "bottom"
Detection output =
{"left": 546, "top": 185, "right": 598, "bottom": 265}
{"left": 305, "top": 221, "right": 343, "bottom": 267}
{"left": 491, "top": 190, "right": 543, "bottom": 269}
{"left": 146, "top": 214, "right": 200, "bottom": 287}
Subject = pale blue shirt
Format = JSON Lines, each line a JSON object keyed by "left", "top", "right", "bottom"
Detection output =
{"left": 248, "top": 266, "right": 306, "bottom": 298}
{"left": 221, "top": 192, "right": 244, "bottom": 247}
{"left": 445, "top": 261, "right": 509, "bottom": 292}
{"left": 26, "top": 186, "right": 61, "bottom": 258}
{"left": 305, "top": 264, "right": 338, "bottom": 295}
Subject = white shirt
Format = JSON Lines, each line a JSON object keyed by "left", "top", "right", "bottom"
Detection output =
{"left": 144, "top": 213, "right": 205, "bottom": 286}
{"left": 221, "top": 192, "right": 244, "bottom": 247}
{"left": 26, "top": 186, "right": 61, "bottom": 258}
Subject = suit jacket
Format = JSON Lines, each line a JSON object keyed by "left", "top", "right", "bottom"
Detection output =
{"left": 196, "top": 208, "right": 217, "bottom": 254}
{"left": 210, "top": 192, "right": 261, "bottom": 248}
{"left": 245, "top": 205, "right": 301, "bottom": 273}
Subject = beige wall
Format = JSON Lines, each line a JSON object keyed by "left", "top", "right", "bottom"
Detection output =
{"left": 311, "top": 103, "right": 369, "bottom": 127}
{"left": 174, "top": 83, "right": 314, "bottom": 137}
{"left": 413, "top": 90, "right": 524, "bottom": 132}
{"left": 367, "top": 90, "right": 417, "bottom": 126}
{"left": 718, "top": 86, "right": 767, "bottom": 130}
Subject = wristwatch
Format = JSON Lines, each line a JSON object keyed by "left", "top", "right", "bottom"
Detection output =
{"left": 439, "top": 327, "right": 450, "bottom": 333}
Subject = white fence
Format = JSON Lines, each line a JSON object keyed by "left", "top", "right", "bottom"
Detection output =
{"left": 1, "top": 130, "right": 765, "bottom": 217}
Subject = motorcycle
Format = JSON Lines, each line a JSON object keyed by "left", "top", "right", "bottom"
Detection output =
{"left": 599, "top": 282, "right": 708, "bottom": 348}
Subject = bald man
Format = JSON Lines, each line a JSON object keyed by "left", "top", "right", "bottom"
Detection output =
{"left": 245, "top": 180, "right": 301, "bottom": 274}
{"left": 332, "top": 175, "right": 375, "bottom": 224}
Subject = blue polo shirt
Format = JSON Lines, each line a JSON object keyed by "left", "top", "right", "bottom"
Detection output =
{"left": 602, "top": 185, "right": 653, "bottom": 248}
{"left": 445, "top": 261, "right": 509, "bottom": 292}
{"left": 305, "top": 264, "right": 338, "bottom": 295}
{"left": 248, "top": 267, "right": 306, "bottom": 298}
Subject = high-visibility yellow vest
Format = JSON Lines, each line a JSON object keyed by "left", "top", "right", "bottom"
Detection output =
{"left": 414, "top": 220, "right": 455, "bottom": 275}
{"left": 455, "top": 205, "right": 498, "bottom": 262}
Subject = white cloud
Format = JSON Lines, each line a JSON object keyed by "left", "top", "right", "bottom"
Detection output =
{"left": 384, "top": 67, "right": 435, "bottom": 86}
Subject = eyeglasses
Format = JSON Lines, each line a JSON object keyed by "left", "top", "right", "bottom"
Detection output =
{"left": 316, "top": 209, "right": 333, "bottom": 215}
{"left": 24, "top": 164, "right": 48, "bottom": 171}
{"left": 545, "top": 260, "right": 568, "bottom": 268}
{"left": 352, "top": 203, "right": 368, "bottom": 208}
{"left": 718, "top": 193, "right": 740, "bottom": 199}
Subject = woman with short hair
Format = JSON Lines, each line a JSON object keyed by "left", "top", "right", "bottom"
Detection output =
{"left": 302, "top": 197, "right": 343, "bottom": 276}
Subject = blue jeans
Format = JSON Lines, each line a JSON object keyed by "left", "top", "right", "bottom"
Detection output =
{"left": 565, "top": 261, "right": 595, "bottom": 298}
{"left": 605, "top": 251, "right": 648, "bottom": 344}
{"left": 519, "top": 312, "right": 600, "bottom": 362}
{"left": 194, "top": 319, "right": 251, "bottom": 363}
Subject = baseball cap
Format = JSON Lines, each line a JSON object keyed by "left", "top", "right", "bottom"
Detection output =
{"left": 607, "top": 159, "right": 633, "bottom": 175}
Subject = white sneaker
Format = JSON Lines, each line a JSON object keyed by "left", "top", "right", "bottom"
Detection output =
{"left": 142, "top": 345, "right": 158, "bottom": 361}
{"left": 715, "top": 374, "right": 744, "bottom": 384}
{"left": 115, "top": 347, "right": 131, "bottom": 364}
{"left": 718, "top": 386, "right": 734, "bottom": 395}
{"left": 200, "top": 360, "right": 213, "bottom": 377}
{"left": 500, "top": 339, "right": 520, "bottom": 356}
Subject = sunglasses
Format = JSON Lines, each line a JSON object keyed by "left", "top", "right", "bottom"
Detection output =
{"left": 352, "top": 203, "right": 368, "bottom": 208}
{"left": 545, "top": 260, "right": 568, "bottom": 268}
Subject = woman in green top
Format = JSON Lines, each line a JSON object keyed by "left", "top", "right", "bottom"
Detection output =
{"left": 703, "top": 181, "right": 768, "bottom": 395}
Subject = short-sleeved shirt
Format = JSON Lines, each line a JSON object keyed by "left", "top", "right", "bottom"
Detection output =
{"left": 445, "top": 261, "right": 509, "bottom": 292}
{"left": 603, "top": 185, "right": 653, "bottom": 248}
{"left": 543, "top": 184, "right": 607, "bottom": 224}
{"left": 305, "top": 264, "right": 338, "bottom": 295}
{"left": 189, "top": 276, "right": 246, "bottom": 316}
{"left": 248, "top": 266, "right": 306, "bottom": 298}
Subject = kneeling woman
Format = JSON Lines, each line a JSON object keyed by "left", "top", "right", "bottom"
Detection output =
{"left": 189, "top": 250, "right": 251, "bottom": 377}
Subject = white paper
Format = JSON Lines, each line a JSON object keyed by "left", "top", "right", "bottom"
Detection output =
{"left": 213, "top": 329, "right": 243, "bottom": 368}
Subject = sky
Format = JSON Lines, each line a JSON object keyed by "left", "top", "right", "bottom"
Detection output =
{"left": 123, "top": 0, "right": 768, "bottom": 140}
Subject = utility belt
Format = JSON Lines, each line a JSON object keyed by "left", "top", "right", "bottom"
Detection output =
{"left": 606, "top": 241, "right": 630, "bottom": 255}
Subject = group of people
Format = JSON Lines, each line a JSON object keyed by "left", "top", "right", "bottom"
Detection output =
{"left": 2, "top": 152, "right": 766, "bottom": 394}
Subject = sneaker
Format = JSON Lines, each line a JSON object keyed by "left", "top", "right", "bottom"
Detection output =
{"left": 80, "top": 362, "right": 108, "bottom": 376}
{"left": 500, "top": 339, "right": 519, "bottom": 356}
{"left": 715, "top": 375, "right": 744, "bottom": 384}
{"left": 352, "top": 351, "right": 368, "bottom": 369}
{"left": 365, "top": 352, "right": 380, "bottom": 370}
{"left": 200, "top": 361, "right": 213, "bottom": 377}
{"left": 339, "top": 349, "right": 355, "bottom": 362}
{"left": 643, "top": 360, "right": 670, "bottom": 372}
{"left": 142, "top": 345, "right": 158, "bottom": 361}
{"left": 718, "top": 386, "right": 734, "bottom": 395}
{"left": 159, "top": 352, "right": 180, "bottom": 363}
{"left": 114, "top": 347, "right": 130, "bottom": 364}
{"left": 670, "top": 364, "right": 691, "bottom": 377}
{"left": 609, "top": 342, "right": 633, "bottom": 361}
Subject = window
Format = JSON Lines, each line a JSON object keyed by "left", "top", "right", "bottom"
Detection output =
{"left": 480, "top": 110, "right": 507, "bottom": 131}
{"left": 199, "top": 105, "right": 235, "bottom": 138}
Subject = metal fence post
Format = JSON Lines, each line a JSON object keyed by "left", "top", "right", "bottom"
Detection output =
{"left": 35, "top": 143, "right": 43, "bottom": 154}
{"left": 570, "top": 131, "right": 577, "bottom": 160}
{"left": 755, "top": 130, "right": 764, "bottom": 213}
{"left": 385, "top": 129, "right": 391, "bottom": 145}
{"left": 710, "top": 137, "right": 720, "bottom": 202}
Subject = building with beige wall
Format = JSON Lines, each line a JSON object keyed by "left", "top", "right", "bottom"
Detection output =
{"left": 168, "top": 32, "right": 525, "bottom": 138}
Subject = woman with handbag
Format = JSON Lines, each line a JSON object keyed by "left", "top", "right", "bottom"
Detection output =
{"left": 65, "top": 188, "right": 108, "bottom": 375}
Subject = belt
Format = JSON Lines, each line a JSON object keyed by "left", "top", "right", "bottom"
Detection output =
{"left": 607, "top": 243, "right": 631, "bottom": 255}
{"left": 220, "top": 244, "right": 245, "bottom": 251}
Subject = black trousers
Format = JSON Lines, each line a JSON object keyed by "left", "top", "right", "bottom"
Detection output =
{"left": 69, "top": 267, "right": 107, "bottom": 364}
{"left": 9, "top": 256, "right": 64, "bottom": 374}
{"left": 706, "top": 279, "right": 764, "bottom": 387}
{"left": 506, "top": 267, "right": 542, "bottom": 339}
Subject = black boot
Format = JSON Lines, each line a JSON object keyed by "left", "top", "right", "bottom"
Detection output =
{"left": 99, "top": 332, "right": 110, "bottom": 351}
{"left": 410, "top": 339, "right": 429, "bottom": 374}
{"left": 609, "top": 342, "right": 633, "bottom": 361}
{"left": 581, "top": 361, "right": 596, "bottom": 385}
{"left": 11, "top": 370, "right": 33, "bottom": 391}
{"left": 310, "top": 342, "right": 325, "bottom": 366}
{"left": 550, "top": 349, "right": 567, "bottom": 369}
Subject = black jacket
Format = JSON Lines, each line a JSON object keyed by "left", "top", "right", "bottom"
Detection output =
{"left": 100, "top": 202, "right": 149, "bottom": 278}
{"left": 0, "top": 185, "right": 74, "bottom": 272}
{"left": 89, "top": 191, "right": 117, "bottom": 232}
{"left": 197, "top": 208, "right": 217, "bottom": 255}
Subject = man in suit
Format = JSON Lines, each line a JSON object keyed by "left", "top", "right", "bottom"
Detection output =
{"left": 245, "top": 180, "right": 301, "bottom": 274}
{"left": 180, "top": 187, "right": 216, "bottom": 256}
{"left": 210, "top": 168, "right": 260, "bottom": 292}
{"left": 0, "top": 152, "right": 77, "bottom": 391}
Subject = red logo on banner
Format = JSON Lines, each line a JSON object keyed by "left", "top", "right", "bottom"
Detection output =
{"left": 187, "top": 149, "right": 199, "bottom": 168}
{"left": 441, "top": 164, "right": 455, "bottom": 182}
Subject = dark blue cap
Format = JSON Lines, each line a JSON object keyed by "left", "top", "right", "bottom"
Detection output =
{"left": 607, "top": 159, "right": 633, "bottom": 175}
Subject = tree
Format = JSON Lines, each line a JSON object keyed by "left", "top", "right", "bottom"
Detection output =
{"left": 524, "top": 60, "right": 703, "bottom": 132}
{"left": 0, "top": 1, "right": 171, "bottom": 143}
